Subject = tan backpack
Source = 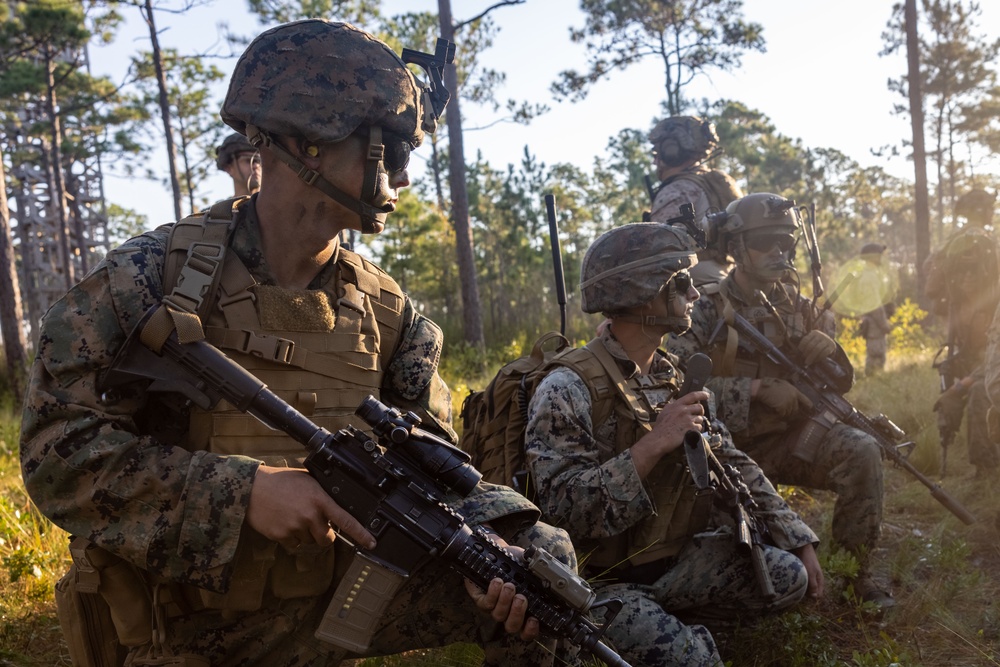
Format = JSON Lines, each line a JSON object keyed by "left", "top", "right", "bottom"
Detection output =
{"left": 459, "top": 333, "right": 649, "bottom": 498}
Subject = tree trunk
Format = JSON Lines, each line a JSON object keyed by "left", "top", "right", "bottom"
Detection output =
{"left": 143, "top": 0, "right": 183, "bottom": 221}
{"left": 438, "top": 0, "right": 484, "bottom": 348}
{"left": 906, "top": 0, "right": 931, "bottom": 302}
{"left": 43, "top": 48, "right": 75, "bottom": 289}
{"left": 0, "top": 149, "right": 30, "bottom": 400}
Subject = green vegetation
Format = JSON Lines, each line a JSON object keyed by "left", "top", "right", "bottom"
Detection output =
{"left": 2, "top": 324, "right": 999, "bottom": 666}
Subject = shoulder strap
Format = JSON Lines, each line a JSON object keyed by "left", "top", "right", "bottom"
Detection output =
{"left": 712, "top": 283, "right": 740, "bottom": 377}
{"left": 163, "top": 197, "right": 247, "bottom": 322}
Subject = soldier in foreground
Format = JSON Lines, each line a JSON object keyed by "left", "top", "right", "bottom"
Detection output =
{"left": 526, "top": 223, "right": 822, "bottom": 666}
{"left": 647, "top": 115, "right": 743, "bottom": 287}
{"left": 215, "top": 131, "right": 262, "bottom": 196}
{"left": 667, "top": 193, "right": 895, "bottom": 608}
{"left": 925, "top": 188, "right": 1000, "bottom": 479}
{"left": 20, "top": 20, "right": 577, "bottom": 666}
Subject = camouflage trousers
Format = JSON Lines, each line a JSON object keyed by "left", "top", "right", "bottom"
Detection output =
{"left": 961, "top": 379, "right": 999, "bottom": 470}
{"left": 126, "top": 522, "right": 580, "bottom": 667}
{"left": 596, "top": 529, "right": 808, "bottom": 667}
{"left": 746, "top": 422, "right": 883, "bottom": 560}
{"left": 865, "top": 335, "right": 887, "bottom": 374}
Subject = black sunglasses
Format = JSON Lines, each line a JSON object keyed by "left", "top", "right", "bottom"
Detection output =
{"left": 672, "top": 270, "right": 692, "bottom": 294}
{"left": 381, "top": 132, "right": 412, "bottom": 174}
{"left": 745, "top": 233, "right": 796, "bottom": 253}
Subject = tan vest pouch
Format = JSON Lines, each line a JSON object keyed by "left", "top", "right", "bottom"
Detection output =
{"left": 629, "top": 452, "right": 714, "bottom": 565}
{"left": 269, "top": 545, "right": 337, "bottom": 599}
{"left": 55, "top": 563, "right": 127, "bottom": 667}
{"left": 197, "top": 530, "right": 275, "bottom": 611}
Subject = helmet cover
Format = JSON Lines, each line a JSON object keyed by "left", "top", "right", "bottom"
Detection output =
{"left": 215, "top": 132, "right": 257, "bottom": 170}
{"left": 580, "top": 223, "right": 699, "bottom": 314}
{"left": 221, "top": 20, "right": 425, "bottom": 148}
{"left": 649, "top": 116, "right": 719, "bottom": 166}
{"left": 955, "top": 188, "right": 996, "bottom": 221}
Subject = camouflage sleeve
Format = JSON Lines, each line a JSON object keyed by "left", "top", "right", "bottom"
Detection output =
{"left": 525, "top": 367, "right": 653, "bottom": 540}
{"left": 666, "top": 298, "right": 754, "bottom": 432}
{"left": 382, "top": 298, "right": 456, "bottom": 443}
{"left": 19, "top": 237, "right": 258, "bottom": 591}
{"left": 713, "top": 435, "right": 820, "bottom": 550}
{"left": 650, "top": 179, "right": 710, "bottom": 222}
{"left": 382, "top": 299, "right": 539, "bottom": 530}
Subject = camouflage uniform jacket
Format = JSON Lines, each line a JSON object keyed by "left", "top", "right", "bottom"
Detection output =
{"left": 649, "top": 167, "right": 742, "bottom": 287}
{"left": 525, "top": 327, "right": 819, "bottom": 553}
{"left": 925, "top": 226, "right": 1000, "bottom": 369}
{"left": 19, "top": 197, "right": 538, "bottom": 593}
{"left": 666, "top": 275, "right": 852, "bottom": 438}
{"left": 649, "top": 166, "right": 743, "bottom": 223}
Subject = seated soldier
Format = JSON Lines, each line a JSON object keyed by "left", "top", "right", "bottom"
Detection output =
{"left": 526, "top": 222, "right": 822, "bottom": 667}
{"left": 667, "top": 192, "right": 894, "bottom": 608}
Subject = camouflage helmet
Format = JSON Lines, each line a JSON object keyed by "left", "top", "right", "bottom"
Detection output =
{"left": 580, "top": 223, "right": 699, "bottom": 314}
{"left": 860, "top": 242, "right": 886, "bottom": 256}
{"left": 707, "top": 192, "right": 800, "bottom": 252}
{"left": 221, "top": 20, "right": 426, "bottom": 148}
{"left": 955, "top": 188, "right": 996, "bottom": 222}
{"left": 215, "top": 132, "right": 257, "bottom": 170}
{"left": 649, "top": 116, "right": 719, "bottom": 166}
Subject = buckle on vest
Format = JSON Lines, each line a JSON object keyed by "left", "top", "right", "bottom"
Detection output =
{"left": 167, "top": 242, "right": 225, "bottom": 314}
{"left": 297, "top": 166, "right": 320, "bottom": 186}
{"left": 239, "top": 330, "right": 296, "bottom": 364}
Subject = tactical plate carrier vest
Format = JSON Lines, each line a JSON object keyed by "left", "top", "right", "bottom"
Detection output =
{"left": 553, "top": 341, "right": 715, "bottom": 570}
{"left": 161, "top": 198, "right": 406, "bottom": 611}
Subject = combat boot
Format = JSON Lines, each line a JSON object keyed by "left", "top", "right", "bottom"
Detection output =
{"left": 854, "top": 574, "right": 895, "bottom": 609}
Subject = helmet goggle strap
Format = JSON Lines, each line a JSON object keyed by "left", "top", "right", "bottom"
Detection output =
{"left": 735, "top": 234, "right": 795, "bottom": 282}
{"left": 246, "top": 124, "right": 392, "bottom": 234}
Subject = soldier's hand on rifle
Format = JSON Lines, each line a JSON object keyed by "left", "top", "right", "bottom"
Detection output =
{"left": 247, "top": 465, "right": 377, "bottom": 552}
{"left": 631, "top": 391, "right": 708, "bottom": 479}
{"left": 797, "top": 330, "right": 837, "bottom": 366}
{"left": 752, "top": 378, "right": 812, "bottom": 419}
{"left": 933, "top": 379, "right": 969, "bottom": 414}
{"left": 463, "top": 538, "right": 540, "bottom": 641}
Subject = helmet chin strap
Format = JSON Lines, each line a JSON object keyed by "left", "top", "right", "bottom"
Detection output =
{"left": 246, "top": 125, "right": 392, "bottom": 234}
{"left": 609, "top": 284, "right": 692, "bottom": 333}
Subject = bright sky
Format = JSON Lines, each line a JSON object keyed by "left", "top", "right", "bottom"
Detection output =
{"left": 86, "top": 0, "right": 1000, "bottom": 228}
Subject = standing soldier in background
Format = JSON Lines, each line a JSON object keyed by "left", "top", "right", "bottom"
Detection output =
{"left": 857, "top": 243, "right": 895, "bottom": 375}
{"left": 647, "top": 115, "right": 743, "bottom": 287}
{"left": 926, "top": 188, "right": 1000, "bottom": 479}
{"left": 667, "top": 193, "right": 894, "bottom": 608}
{"left": 216, "top": 131, "right": 262, "bottom": 197}
{"left": 20, "top": 20, "right": 577, "bottom": 667}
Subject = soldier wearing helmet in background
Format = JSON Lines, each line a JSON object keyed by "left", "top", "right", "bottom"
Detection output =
{"left": 215, "top": 131, "right": 262, "bottom": 196}
{"left": 526, "top": 222, "right": 821, "bottom": 666}
{"left": 647, "top": 115, "right": 744, "bottom": 288}
{"left": 857, "top": 243, "right": 895, "bottom": 375}
{"left": 925, "top": 187, "right": 1000, "bottom": 479}
{"left": 667, "top": 193, "right": 895, "bottom": 608}
{"left": 21, "top": 20, "right": 577, "bottom": 666}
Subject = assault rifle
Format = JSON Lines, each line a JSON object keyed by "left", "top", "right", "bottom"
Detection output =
{"left": 680, "top": 353, "right": 775, "bottom": 599}
{"left": 716, "top": 309, "right": 976, "bottom": 525}
{"left": 107, "top": 305, "right": 631, "bottom": 666}
{"left": 931, "top": 343, "right": 962, "bottom": 478}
